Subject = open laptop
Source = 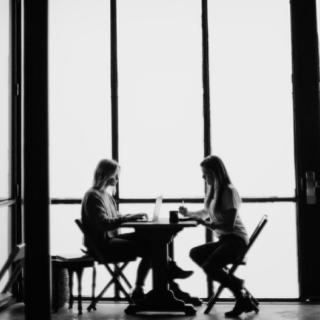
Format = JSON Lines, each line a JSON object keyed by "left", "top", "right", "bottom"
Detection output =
{"left": 140, "top": 195, "right": 163, "bottom": 222}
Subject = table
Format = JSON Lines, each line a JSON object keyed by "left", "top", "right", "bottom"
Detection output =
{"left": 121, "top": 218, "right": 198, "bottom": 315}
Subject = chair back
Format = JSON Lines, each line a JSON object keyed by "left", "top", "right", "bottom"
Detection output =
{"left": 75, "top": 219, "right": 106, "bottom": 264}
{"left": 236, "top": 215, "right": 268, "bottom": 264}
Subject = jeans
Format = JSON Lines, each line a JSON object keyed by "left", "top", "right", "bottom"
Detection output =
{"left": 190, "top": 234, "right": 247, "bottom": 295}
{"left": 101, "top": 231, "right": 152, "bottom": 286}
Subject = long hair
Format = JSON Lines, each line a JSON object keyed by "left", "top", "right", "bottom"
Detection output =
{"left": 200, "top": 155, "right": 232, "bottom": 210}
{"left": 93, "top": 159, "right": 120, "bottom": 190}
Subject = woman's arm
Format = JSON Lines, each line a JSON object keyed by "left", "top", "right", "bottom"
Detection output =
{"left": 86, "top": 194, "right": 125, "bottom": 232}
{"left": 178, "top": 206, "right": 209, "bottom": 219}
{"left": 198, "top": 208, "right": 237, "bottom": 231}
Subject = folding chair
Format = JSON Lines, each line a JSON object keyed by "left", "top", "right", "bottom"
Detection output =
{"left": 204, "top": 215, "right": 268, "bottom": 314}
{"left": 0, "top": 244, "right": 25, "bottom": 297}
{"left": 75, "top": 219, "right": 135, "bottom": 311}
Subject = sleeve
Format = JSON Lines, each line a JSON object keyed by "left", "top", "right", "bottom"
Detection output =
{"left": 221, "top": 187, "right": 240, "bottom": 211}
{"left": 85, "top": 193, "right": 125, "bottom": 232}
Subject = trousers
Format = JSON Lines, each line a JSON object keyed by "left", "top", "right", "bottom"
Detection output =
{"left": 101, "top": 231, "right": 152, "bottom": 286}
{"left": 190, "top": 234, "right": 246, "bottom": 295}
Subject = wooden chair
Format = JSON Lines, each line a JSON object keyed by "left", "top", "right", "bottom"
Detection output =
{"left": 75, "top": 219, "right": 135, "bottom": 312}
{"left": 51, "top": 254, "right": 96, "bottom": 315}
{"left": 204, "top": 215, "right": 268, "bottom": 314}
{"left": 0, "top": 243, "right": 25, "bottom": 304}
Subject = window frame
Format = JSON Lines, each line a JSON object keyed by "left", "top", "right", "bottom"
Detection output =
{"left": 49, "top": 0, "right": 298, "bottom": 301}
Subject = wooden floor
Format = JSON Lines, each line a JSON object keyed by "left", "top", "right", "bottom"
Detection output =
{"left": 1, "top": 302, "right": 320, "bottom": 320}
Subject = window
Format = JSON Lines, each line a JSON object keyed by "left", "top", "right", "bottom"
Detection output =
{"left": 49, "top": 0, "right": 298, "bottom": 299}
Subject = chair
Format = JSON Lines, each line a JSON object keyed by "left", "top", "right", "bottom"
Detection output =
{"left": 51, "top": 254, "right": 96, "bottom": 315}
{"left": 0, "top": 244, "right": 25, "bottom": 299}
{"left": 204, "top": 215, "right": 268, "bottom": 314}
{"left": 74, "top": 219, "right": 135, "bottom": 311}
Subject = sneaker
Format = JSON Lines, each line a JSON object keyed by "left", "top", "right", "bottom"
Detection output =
{"left": 168, "top": 261, "right": 194, "bottom": 280}
{"left": 131, "top": 287, "right": 146, "bottom": 303}
{"left": 224, "top": 293, "right": 254, "bottom": 317}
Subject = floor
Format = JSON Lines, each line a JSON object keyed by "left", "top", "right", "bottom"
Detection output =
{"left": 1, "top": 302, "right": 320, "bottom": 320}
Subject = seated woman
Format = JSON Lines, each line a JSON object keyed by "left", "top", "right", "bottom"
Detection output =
{"left": 81, "top": 159, "right": 192, "bottom": 302}
{"left": 179, "top": 155, "right": 254, "bottom": 317}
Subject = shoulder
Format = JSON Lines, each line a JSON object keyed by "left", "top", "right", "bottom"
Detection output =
{"left": 83, "top": 188, "right": 103, "bottom": 203}
{"left": 221, "top": 185, "right": 241, "bottom": 207}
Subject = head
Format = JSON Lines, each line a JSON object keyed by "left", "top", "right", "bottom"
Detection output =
{"left": 93, "top": 159, "right": 120, "bottom": 190}
{"left": 200, "top": 155, "right": 232, "bottom": 189}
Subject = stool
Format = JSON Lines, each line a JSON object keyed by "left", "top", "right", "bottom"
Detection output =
{"left": 52, "top": 255, "right": 95, "bottom": 315}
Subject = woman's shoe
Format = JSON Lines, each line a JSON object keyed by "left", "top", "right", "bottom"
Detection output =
{"left": 131, "top": 287, "right": 146, "bottom": 303}
{"left": 168, "top": 261, "right": 194, "bottom": 280}
{"left": 224, "top": 293, "right": 254, "bottom": 317}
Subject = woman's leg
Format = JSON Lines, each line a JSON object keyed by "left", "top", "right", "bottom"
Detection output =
{"left": 189, "top": 241, "right": 223, "bottom": 267}
{"left": 200, "top": 238, "right": 245, "bottom": 296}
{"left": 112, "top": 232, "right": 152, "bottom": 287}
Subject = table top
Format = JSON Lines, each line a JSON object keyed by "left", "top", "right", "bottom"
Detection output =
{"left": 121, "top": 217, "right": 198, "bottom": 229}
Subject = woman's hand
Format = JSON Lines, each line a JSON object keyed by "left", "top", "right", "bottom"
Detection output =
{"left": 195, "top": 217, "right": 215, "bottom": 229}
{"left": 178, "top": 206, "right": 189, "bottom": 217}
{"left": 124, "top": 213, "right": 148, "bottom": 221}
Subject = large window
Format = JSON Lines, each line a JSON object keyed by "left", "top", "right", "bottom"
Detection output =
{"left": 49, "top": 0, "right": 298, "bottom": 299}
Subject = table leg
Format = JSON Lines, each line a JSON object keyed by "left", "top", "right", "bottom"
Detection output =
{"left": 67, "top": 269, "right": 74, "bottom": 309}
{"left": 125, "top": 232, "right": 196, "bottom": 315}
{"left": 168, "top": 237, "right": 202, "bottom": 306}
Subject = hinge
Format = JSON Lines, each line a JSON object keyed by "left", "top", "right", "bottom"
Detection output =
{"left": 16, "top": 83, "right": 20, "bottom": 96}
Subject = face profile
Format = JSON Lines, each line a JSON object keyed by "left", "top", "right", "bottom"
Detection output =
{"left": 106, "top": 173, "right": 119, "bottom": 188}
{"left": 202, "top": 167, "right": 215, "bottom": 186}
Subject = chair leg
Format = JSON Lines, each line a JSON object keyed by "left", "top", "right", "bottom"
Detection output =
{"left": 1, "top": 263, "right": 22, "bottom": 294}
{"left": 111, "top": 263, "right": 134, "bottom": 303}
{"left": 116, "top": 262, "right": 132, "bottom": 289}
{"left": 87, "top": 276, "right": 115, "bottom": 311}
{"left": 91, "top": 264, "right": 97, "bottom": 311}
{"left": 87, "top": 263, "right": 134, "bottom": 312}
{"left": 67, "top": 269, "right": 74, "bottom": 309}
{"left": 75, "top": 267, "right": 84, "bottom": 315}
{"left": 242, "top": 288, "right": 259, "bottom": 313}
{"left": 204, "top": 284, "right": 224, "bottom": 314}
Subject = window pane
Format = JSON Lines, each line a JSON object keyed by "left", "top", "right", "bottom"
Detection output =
{"left": 49, "top": 0, "right": 112, "bottom": 198}
{"left": 0, "top": 206, "right": 10, "bottom": 293}
{"left": 220, "top": 202, "right": 298, "bottom": 298}
{"left": 208, "top": 0, "right": 294, "bottom": 197}
{"left": 0, "top": 0, "right": 10, "bottom": 199}
{"left": 118, "top": 0, "right": 203, "bottom": 198}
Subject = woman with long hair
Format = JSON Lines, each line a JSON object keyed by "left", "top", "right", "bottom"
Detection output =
{"left": 82, "top": 159, "right": 192, "bottom": 302}
{"left": 179, "top": 155, "right": 254, "bottom": 317}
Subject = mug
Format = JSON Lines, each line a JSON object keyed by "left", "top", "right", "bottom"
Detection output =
{"left": 169, "top": 210, "right": 179, "bottom": 223}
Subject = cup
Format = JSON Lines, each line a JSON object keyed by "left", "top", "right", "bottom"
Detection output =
{"left": 169, "top": 210, "right": 179, "bottom": 223}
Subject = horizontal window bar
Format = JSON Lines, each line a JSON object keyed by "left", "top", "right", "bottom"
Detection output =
{"left": 50, "top": 197, "right": 297, "bottom": 205}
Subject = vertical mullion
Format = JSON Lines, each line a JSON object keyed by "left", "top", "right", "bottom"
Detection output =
{"left": 202, "top": 0, "right": 211, "bottom": 157}
{"left": 111, "top": 0, "right": 119, "bottom": 164}
{"left": 111, "top": 0, "right": 119, "bottom": 197}
{"left": 110, "top": 0, "right": 120, "bottom": 299}
{"left": 202, "top": 0, "right": 213, "bottom": 300}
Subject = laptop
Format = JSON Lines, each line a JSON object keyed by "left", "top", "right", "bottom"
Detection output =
{"left": 141, "top": 195, "right": 163, "bottom": 222}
